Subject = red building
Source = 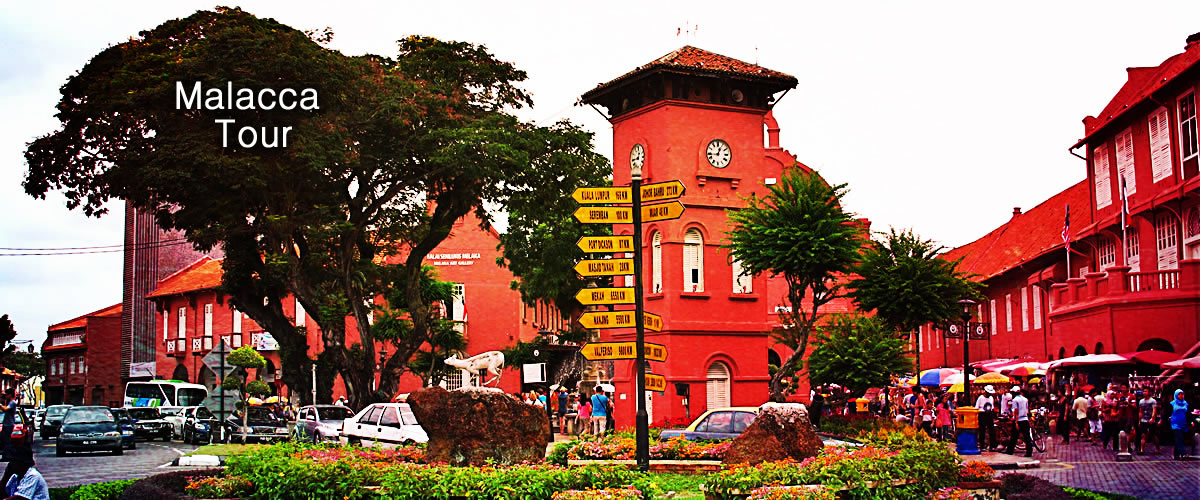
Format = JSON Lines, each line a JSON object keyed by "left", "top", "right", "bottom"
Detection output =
{"left": 42, "top": 304, "right": 124, "bottom": 406}
{"left": 143, "top": 210, "right": 562, "bottom": 402}
{"left": 580, "top": 46, "right": 852, "bottom": 426}
{"left": 928, "top": 33, "right": 1200, "bottom": 370}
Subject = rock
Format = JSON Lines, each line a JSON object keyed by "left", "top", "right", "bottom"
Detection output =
{"left": 407, "top": 386, "right": 550, "bottom": 466}
{"left": 722, "top": 402, "right": 824, "bottom": 465}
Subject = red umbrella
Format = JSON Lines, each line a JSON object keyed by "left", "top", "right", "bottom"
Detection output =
{"left": 1008, "top": 365, "right": 1039, "bottom": 377}
{"left": 1127, "top": 350, "right": 1179, "bottom": 365}
{"left": 1162, "top": 356, "right": 1200, "bottom": 369}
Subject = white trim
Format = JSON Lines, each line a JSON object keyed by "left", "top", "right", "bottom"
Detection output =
{"left": 1032, "top": 286, "right": 1042, "bottom": 330}
{"left": 651, "top": 232, "right": 663, "bottom": 293}
{"left": 1005, "top": 293, "right": 1012, "bottom": 332}
{"left": 1115, "top": 128, "right": 1136, "bottom": 195}
{"left": 203, "top": 304, "right": 213, "bottom": 336}
{"left": 177, "top": 307, "right": 187, "bottom": 339}
{"left": 232, "top": 307, "right": 242, "bottom": 334}
{"left": 1020, "top": 287, "right": 1029, "bottom": 331}
{"left": 1179, "top": 92, "right": 1198, "bottom": 175}
{"left": 294, "top": 296, "right": 305, "bottom": 327}
{"left": 683, "top": 229, "right": 704, "bottom": 292}
{"left": 989, "top": 299, "right": 997, "bottom": 335}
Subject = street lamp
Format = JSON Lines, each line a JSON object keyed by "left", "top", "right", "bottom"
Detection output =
{"left": 945, "top": 298, "right": 988, "bottom": 455}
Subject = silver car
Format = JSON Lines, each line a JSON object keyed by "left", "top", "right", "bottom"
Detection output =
{"left": 293, "top": 405, "right": 355, "bottom": 443}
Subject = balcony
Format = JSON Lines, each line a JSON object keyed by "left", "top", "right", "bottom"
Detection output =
{"left": 50, "top": 333, "right": 83, "bottom": 347}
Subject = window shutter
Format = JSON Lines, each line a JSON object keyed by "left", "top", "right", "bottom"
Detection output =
{"left": 1115, "top": 129, "right": 1136, "bottom": 195}
{"left": 989, "top": 299, "right": 997, "bottom": 335}
{"left": 1032, "top": 287, "right": 1042, "bottom": 329}
{"left": 1149, "top": 108, "right": 1173, "bottom": 182}
{"left": 651, "top": 233, "right": 663, "bottom": 293}
{"left": 232, "top": 308, "right": 242, "bottom": 334}
{"left": 1126, "top": 231, "right": 1140, "bottom": 270}
{"left": 163, "top": 310, "right": 169, "bottom": 341}
{"left": 204, "top": 304, "right": 213, "bottom": 336}
{"left": 706, "top": 362, "right": 730, "bottom": 409}
{"left": 294, "top": 297, "right": 305, "bottom": 327}
{"left": 1020, "top": 287, "right": 1029, "bottom": 331}
{"left": 1005, "top": 294, "right": 1012, "bottom": 332}
{"left": 178, "top": 307, "right": 187, "bottom": 339}
{"left": 1156, "top": 215, "right": 1179, "bottom": 270}
{"left": 1094, "top": 145, "right": 1112, "bottom": 208}
{"left": 684, "top": 229, "right": 704, "bottom": 292}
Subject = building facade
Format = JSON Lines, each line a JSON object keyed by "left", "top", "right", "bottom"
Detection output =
{"left": 928, "top": 34, "right": 1200, "bottom": 369}
{"left": 42, "top": 304, "right": 123, "bottom": 406}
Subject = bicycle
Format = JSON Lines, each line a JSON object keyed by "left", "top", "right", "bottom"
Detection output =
{"left": 994, "top": 411, "right": 1046, "bottom": 454}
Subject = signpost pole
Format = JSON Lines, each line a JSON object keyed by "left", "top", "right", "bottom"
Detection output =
{"left": 631, "top": 167, "right": 649, "bottom": 472}
{"left": 218, "top": 342, "right": 226, "bottom": 442}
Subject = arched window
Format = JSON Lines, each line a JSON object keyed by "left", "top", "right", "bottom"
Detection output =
{"left": 1057, "top": 347, "right": 1066, "bottom": 360}
{"left": 651, "top": 232, "right": 662, "bottom": 293}
{"left": 732, "top": 257, "right": 752, "bottom": 293}
{"left": 1094, "top": 342, "right": 1104, "bottom": 354}
{"left": 684, "top": 229, "right": 704, "bottom": 292}
{"left": 1136, "top": 338, "right": 1174, "bottom": 353}
{"left": 767, "top": 349, "right": 781, "bottom": 370}
{"left": 706, "top": 361, "right": 730, "bottom": 409}
{"left": 1073, "top": 345, "right": 1087, "bottom": 357}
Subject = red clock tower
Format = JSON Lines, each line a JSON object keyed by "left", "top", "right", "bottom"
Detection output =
{"left": 581, "top": 47, "right": 809, "bottom": 426}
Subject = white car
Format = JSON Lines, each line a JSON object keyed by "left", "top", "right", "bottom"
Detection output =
{"left": 157, "top": 406, "right": 186, "bottom": 438}
{"left": 340, "top": 403, "right": 427, "bottom": 448}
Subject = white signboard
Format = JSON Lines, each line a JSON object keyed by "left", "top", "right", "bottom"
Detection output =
{"left": 251, "top": 332, "right": 279, "bottom": 351}
{"left": 522, "top": 363, "right": 546, "bottom": 384}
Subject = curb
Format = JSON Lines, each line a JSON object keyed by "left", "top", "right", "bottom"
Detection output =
{"left": 989, "top": 459, "right": 1040, "bottom": 470}
{"left": 170, "top": 455, "right": 226, "bottom": 467}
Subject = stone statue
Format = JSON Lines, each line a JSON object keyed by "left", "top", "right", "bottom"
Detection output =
{"left": 444, "top": 351, "right": 505, "bottom": 386}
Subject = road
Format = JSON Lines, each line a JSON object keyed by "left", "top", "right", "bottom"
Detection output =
{"left": 30, "top": 435, "right": 201, "bottom": 487}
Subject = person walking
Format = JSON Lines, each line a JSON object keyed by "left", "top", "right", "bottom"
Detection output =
{"left": 935, "top": 397, "right": 953, "bottom": 442}
{"left": 1136, "top": 390, "right": 1159, "bottom": 455}
{"left": 589, "top": 387, "right": 609, "bottom": 436}
{"left": 1169, "top": 389, "right": 1190, "bottom": 460}
{"left": 976, "top": 385, "right": 998, "bottom": 451}
{"left": 0, "top": 391, "right": 18, "bottom": 461}
{"left": 1101, "top": 388, "right": 1122, "bottom": 451}
{"left": 556, "top": 388, "right": 569, "bottom": 436}
{"left": 1056, "top": 389, "right": 1072, "bottom": 444}
{"left": 575, "top": 396, "right": 591, "bottom": 436}
{"left": 919, "top": 401, "right": 935, "bottom": 437}
{"left": 1072, "top": 391, "right": 1089, "bottom": 444}
{"left": 1004, "top": 386, "right": 1035, "bottom": 458}
{"left": 1088, "top": 389, "right": 1104, "bottom": 443}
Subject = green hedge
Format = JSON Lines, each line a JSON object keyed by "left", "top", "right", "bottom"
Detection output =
{"left": 68, "top": 480, "right": 135, "bottom": 500}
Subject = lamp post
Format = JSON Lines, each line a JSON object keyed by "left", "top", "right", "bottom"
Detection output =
{"left": 630, "top": 163, "right": 650, "bottom": 472}
{"left": 945, "top": 298, "right": 988, "bottom": 455}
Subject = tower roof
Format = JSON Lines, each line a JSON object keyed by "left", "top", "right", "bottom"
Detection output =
{"left": 581, "top": 46, "right": 797, "bottom": 103}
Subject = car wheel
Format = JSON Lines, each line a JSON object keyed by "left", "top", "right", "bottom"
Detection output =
{"left": 113, "top": 446, "right": 123, "bottom": 456}
{"left": 311, "top": 432, "right": 319, "bottom": 444}
{"left": 55, "top": 446, "right": 65, "bottom": 457}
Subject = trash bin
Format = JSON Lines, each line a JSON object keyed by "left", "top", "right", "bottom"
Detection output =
{"left": 955, "top": 406, "right": 980, "bottom": 455}
{"left": 855, "top": 398, "right": 869, "bottom": 413}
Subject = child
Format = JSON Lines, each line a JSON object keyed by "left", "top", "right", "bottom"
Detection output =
{"left": 936, "top": 398, "right": 954, "bottom": 442}
{"left": 920, "top": 401, "right": 936, "bottom": 437}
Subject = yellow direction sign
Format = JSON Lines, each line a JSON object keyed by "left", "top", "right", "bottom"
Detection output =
{"left": 580, "top": 340, "right": 668, "bottom": 361}
{"left": 574, "top": 259, "right": 634, "bottom": 277}
{"left": 639, "top": 181, "right": 686, "bottom": 203}
{"left": 578, "top": 311, "right": 664, "bottom": 333}
{"left": 572, "top": 187, "right": 633, "bottom": 204}
{"left": 573, "top": 201, "right": 685, "bottom": 224}
{"left": 576, "top": 236, "right": 635, "bottom": 253}
{"left": 645, "top": 373, "right": 667, "bottom": 393}
{"left": 575, "top": 287, "right": 636, "bottom": 305}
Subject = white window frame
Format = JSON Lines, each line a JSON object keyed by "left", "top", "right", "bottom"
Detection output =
{"left": 1126, "top": 230, "right": 1140, "bottom": 270}
{"left": 651, "top": 232, "right": 663, "bottom": 293}
{"left": 203, "top": 304, "right": 213, "bottom": 336}
{"left": 623, "top": 252, "right": 635, "bottom": 287}
{"left": 177, "top": 307, "right": 187, "bottom": 339}
{"left": 1156, "top": 213, "right": 1179, "bottom": 271}
{"left": 49, "top": 361, "right": 55, "bottom": 376}
{"left": 1098, "top": 237, "right": 1116, "bottom": 270}
{"left": 683, "top": 229, "right": 704, "bottom": 292}
{"left": 1032, "top": 286, "right": 1042, "bottom": 330}
{"left": 232, "top": 307, "right": 242, "bottom": 334}
{"left": 1179, "top": 92, "right": 1198, "bottom": 178}
{"left": 294, "top": 296, "right": 305, "bottom": 327}
{"left": 1020, "top": 287, "right": 1029, "bottom": 331}
{"left": 1115, "top": 128, "right": 1136, "bottom": 195}
{"left": 731, "top": 257, "right": 752, "bottom": 293}
{"left": 451, "top": 284, "right": 465, "bottom": 334}
{"left": 1005, "top": 293, "right": 1013, "bottom": 332}
{"left": 1093, "top": 144, "right": 1112, "bottom": 208}
{"left": 1149, "top": 107, "right": 1173, "bottom": 182}
{"left": 989, "top": 299, "right": 997, "bottom": 336}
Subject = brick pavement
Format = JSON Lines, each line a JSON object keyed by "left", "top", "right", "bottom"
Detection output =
{"left": 31, "top": 436, "right": 202, "bottom": 487}
{"left": 1008, "top": 433, "right": 1199, "bottom": 499}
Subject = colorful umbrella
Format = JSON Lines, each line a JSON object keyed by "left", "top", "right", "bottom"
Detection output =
{"left": 247, "top": 397, "right": 264, "bottom": 405}
{"left": 915, "top": 368, "right": 960, "bottom": 386}
{"left": 264, "top": 396, "right": 280, "bottom": 404}
{"left": 941, "top": 373, "right": 975, "bottom": 386}
{"left": 1008, "top": 365, "right": 1039, "bottom": 377}
{"left": 975, "top": 372, "right": 1012, "bottom": 384}
{"left": 1028, "top": 377, "right": 1042, "bottom": 384}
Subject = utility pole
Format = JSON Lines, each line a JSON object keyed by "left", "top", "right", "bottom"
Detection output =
{"left": 630, "top": 164, "right": 649, "bottom": 472}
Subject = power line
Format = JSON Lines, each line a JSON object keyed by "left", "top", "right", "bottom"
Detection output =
{"left": 0, "top": 238, "right": 195, "bottom": 257}
{"left": 0, "top": 237, "right": 189, "bottom": 251}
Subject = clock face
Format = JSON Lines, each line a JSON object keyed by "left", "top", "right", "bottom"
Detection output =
{"left": 630, "top": 143, "right": 645, "bottom": 169}
{"left": 706, "top": 139, "right": 731, "bottom": 168}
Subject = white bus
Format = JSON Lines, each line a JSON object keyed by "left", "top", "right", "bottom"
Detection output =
{"left": 124, "top": 380, "right": 208, "bottom": 408}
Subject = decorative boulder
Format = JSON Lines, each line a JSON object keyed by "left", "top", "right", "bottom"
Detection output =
{"left": 722, "top": 402, "right": 824, "bottom": 465}
{"left": 407, "top": 386, "right": 550, "bottom": 466}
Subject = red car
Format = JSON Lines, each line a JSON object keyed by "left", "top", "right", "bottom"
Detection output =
{"left": 3, "top": 408, "right": 35, "bottom": 457}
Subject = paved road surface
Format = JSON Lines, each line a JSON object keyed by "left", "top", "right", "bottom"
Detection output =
{"left": 1017, "top": 435, "right": 1198, "bottom": 499}
{"left": 30, "top": 435, "right": 201, "bottom": 487}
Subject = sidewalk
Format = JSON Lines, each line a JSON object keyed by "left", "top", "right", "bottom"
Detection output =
{"left": 1004, "top": 434, "right": 1199, "bottom": 499}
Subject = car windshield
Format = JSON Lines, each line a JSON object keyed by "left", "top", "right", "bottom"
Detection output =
{"left": 244, "top": 408, "right": 280, "bottom": 424}
{"left": 64, "top": 408, "right": 114, "bottom": 424}
{"left": 127, "top": 408, "right": 160, "bottom": 420}
{"left": 177, "top": 388, "right": 207, "bottom": 406}
{"left": 195, "top": 407, "right": 215, "bottom": 419}
{"left": 47, "top": 406, "right": 71, "bottom": 417}
{"left": 317, "top": 407, "right": 354, "bottom": 421}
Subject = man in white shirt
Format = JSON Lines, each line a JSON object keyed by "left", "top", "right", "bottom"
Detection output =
{"left": 1071, "top": 391, "right": 1090, "bottom": 443}
{"left": 1003, "top": 386, "right": 1035, "bottom": 457}
{"left": 1000, "top": 388, "right": 1014, "bottom": 417}
{"left": 975, "top": 385, "right": 998, "bottom": 451}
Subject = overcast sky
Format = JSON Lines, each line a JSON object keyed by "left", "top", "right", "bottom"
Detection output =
{"left": 4, "top": 1, "right": 1200, "bottom": 346}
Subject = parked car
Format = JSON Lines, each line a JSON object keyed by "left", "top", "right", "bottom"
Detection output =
{"left": 179, "top": 406, "right": 219, "bottom": 445}
{"left": 2, "top": 407, "right": 35, "bottom": 457}
{"left": 109, "top": 408, "right": 137, "bottom": 450}
{"left": 158, "top": 406, "right": 186, "bottom": 439}
{"left": 659, "top": 406, "right": 861, "bottom": 447}
{"left": 125, "top": 407, "right": 172, "bottom": 441}
{"left": 294, "top": 405, "right": 355, "bottom": 443}
{"left": 40, "top": 405, "right": 73, "bottom": 439}
{"left": 340, "top": 403, "right": 427, "bottom": 448}
{"left": 56, "top": 406, "right": 122, "bottom": 456}
{"left": 223, "top": 407, "right": 289, "bottom": 443}
{"left": 30, "top": 409, "right": 44, "bottom": 431}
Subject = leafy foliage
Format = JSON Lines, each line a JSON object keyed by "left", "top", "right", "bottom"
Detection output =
{"left": 245, "top": 380, "right": 272, "bottom": 396}
{"left": 226, "top": 346, "right": 266, "bottom": 369}
{"left": 67, "top": 479, "right": 135, "bottom": 500}
{"left": 0, "top": 314, "right": 17, "bottom": 363}
{"left": 6, "top": 350, "right": 45, "bottom": 378}
{"left": 724, "top": 168, "right": 864, "bottom": 401}
{"left": 807, "top": 315, "right": 913, "bottom": 396}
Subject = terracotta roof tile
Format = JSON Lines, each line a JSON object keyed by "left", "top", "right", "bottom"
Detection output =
{"left": 942, "top": 180, "right": 1090, "bottom": 281}
{"left": 583, "top": 46, "right": 797, "bottom": 100}
{"left": 1078, "top": 41, "right": 1200, "bottom": 146}
{"left": 47, "top": 303, "right": 122, "bottom": 332}
{"left": 145, "top": 257, "right": 224, "bottom": 298}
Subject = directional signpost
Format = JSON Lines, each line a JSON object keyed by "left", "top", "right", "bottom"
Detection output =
{"left": 572, "top": 173, "right": 685, "bottom": 472}
{"left": 202, "top": 340, "right": 237, "bottom": 441}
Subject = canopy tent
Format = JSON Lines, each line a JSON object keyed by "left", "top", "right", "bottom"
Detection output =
{"left": 1047, "top": 354, "right": 1132, "bottom": 370}
{"left": 975, "top": 372, "right": 1013, "bottom": 384}
{"left": 972, "top": 358, "right": 1016, "bottom": 371}
{"left": 1162, "top": 355, "right": 1200, "bottom": 369}
{"left": 984, "top": 359, "right": 1049, "bottom": 374}
{"left": 1126, "top": 350, "right": 1179, "bottom": 365}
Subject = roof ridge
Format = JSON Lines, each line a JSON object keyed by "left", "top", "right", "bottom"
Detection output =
{"left": 153, "top": 255, "right": 214, "bottom": 286}
{"left": 47, "top": 302, "right": 122, "bottom": 331}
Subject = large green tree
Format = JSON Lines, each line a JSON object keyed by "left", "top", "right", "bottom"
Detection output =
{"left": 846, "top": 229, "right": 982, "bottom": 370}
{"left": 724, "top": 168, "right": 865, "bottom": 402}
{"left": 23, "top": 8, "right": 608, "bottom": 408}
{"left": 807, "top": 315, "right": 913, "bottom": 396}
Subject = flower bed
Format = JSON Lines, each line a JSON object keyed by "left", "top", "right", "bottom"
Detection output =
{"left": 569, "top": 436, "right": 731, "bottom": 461}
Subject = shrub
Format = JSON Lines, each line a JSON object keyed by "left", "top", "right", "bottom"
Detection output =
{"left": 118, "top": 469, "right": 224, "bottom": 500}
{"left": 68, "top": 479, "right": 135, "bottom": 500}
{"left": 958, "top": 460, "right": 994, "bottom": 482}
{"left": 1064, "top": 488, "right": 1139, "bottom": 500}
{"left": 547, "top": 439, "right": 578, "bottom": 466}
{"left": 552, "top": 487, "right": 642, "bottom": 499}
{"left": 568, "top": 435, "right": 731, "bottom": 461}
{"left": 818, "top": 416, "right": 906, "bottom": 438}
{"left": 49, "top": 486, "right": 81, "bottom": 500}
{"left": 185, "top": 475, "right": 254, "bottom": 499}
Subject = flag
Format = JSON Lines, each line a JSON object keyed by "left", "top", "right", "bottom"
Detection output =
{"left": 1062, "top": 204, "right": 1070, "bottom": 243}
{"left": 1120, "top": 177, "right": 1129, "bottom": 230}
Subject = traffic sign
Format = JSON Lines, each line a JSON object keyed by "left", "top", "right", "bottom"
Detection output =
{"left": 645, "top": 373, "right": 667, "bottom": 393}
{"left": 572, "top": 187, "right": 633, "bottom": 204}
{"left": 573, "top": 202, "right": 685, "bottom": 224}
{"left": 202, "top": 340, "right": 236, "bottom": 374}
{"left": 578, "top": 311, "right": 663, "bottom": 333}
{"left": 576, "top": 236, "right": 635, "bottom": 253}
{"left": 639, "top": 181, "right": 686, "bottom": 202}
{"left": 580, "top": 341, "right": 668, "bottom": 361}
{"left": 574, "top": 258, "right": 634, "bottom": 277}
{"left": 575, "top": 287, "right": 636, "bottom": 305}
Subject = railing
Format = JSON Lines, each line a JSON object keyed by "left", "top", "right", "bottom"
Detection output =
{"left": 165, "top": 338, "right": 187, "bottom": 354}
{"left": 51, "top": 334, "right": 82, "bottom": 346}
{"left": 1127, "top": 270, "right": 1180, "bottom": 292}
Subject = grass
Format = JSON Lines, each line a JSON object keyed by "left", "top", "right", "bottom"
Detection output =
{"left": 186, "top": 442, "right": 268, "bottom": 457}
{"left": 645, "top": 473, "right": 709, "bottom": 499}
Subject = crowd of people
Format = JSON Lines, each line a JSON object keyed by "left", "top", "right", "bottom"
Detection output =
{"left": 1054, "top": 384, "right": 1194, "bottom": 460}
{"left": 520, "top": 385, "right": 616, "bottom": 437}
